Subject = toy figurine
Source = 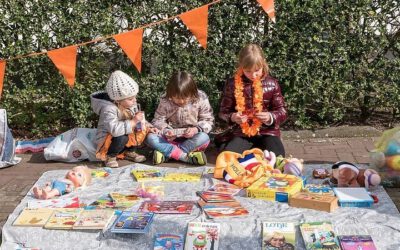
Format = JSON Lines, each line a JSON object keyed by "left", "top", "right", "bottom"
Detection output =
{"left": 33, "top": 165, "right": 92, "bottom": 199}
{"left": 330, "top": 161, "right": 381, "bottom": 188}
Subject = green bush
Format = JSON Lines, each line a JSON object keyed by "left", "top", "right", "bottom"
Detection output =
{"left": 0, "top": 0, "right": 398, "bottom": 137}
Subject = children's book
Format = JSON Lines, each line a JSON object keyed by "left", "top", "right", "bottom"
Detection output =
{"left": 109, "top": 192, "right": 141, "bottom": 209}
{"left": 85, "top": 194, "right": 119, "bottom": 210}
{"left": 338, "top": 235, "right": 377, "bottom": 250}
{"left": 110, "top": 211, "right": 154, "bottom": 234}
{"left": 303, "top": 184, "right": 334, "bottom": 196}
{"left": 207, "top": 183, "right": 242, "bottom": 196}
{"left": 333, "top": 188, "right": 374, "bottom": 207}
{"left": 262, "top": 222, "right": 296, "bottom": 250}
{"left": 196, "top": 191, "right": 236, "bottom": 203}
{"left": 91, "top": 168, "right": 111, "bottom": 178}
{"left": 13, "top": 208, "right": 54, "bottom": 227}
{"left": 198, "top": 200, "right": 249, "bottom": 219}
{"left": 300, "top": 221, "right": 340, "bottom": 250}
{"left": 131, "top": 169, "right": 164, "bottom": 182}
{"left": 138, "top": 200, "right": 195, "bottom": 214}
{"left": 44, "top": 208, "right": 83, "bottom": 230}
{"left": 27, "top": 196, "right": 80, "bottom": 209}
{"left": 164, "top": 172, "right": 202, "bottom": 182}
{"left": 73, "top": 209, "right": 115, "bottom": 230}
{"left": 184, "top": 222, "right": 220, "bottom": 250}
{"left": 154, "top": 233, "right": 184, "bottom": 250}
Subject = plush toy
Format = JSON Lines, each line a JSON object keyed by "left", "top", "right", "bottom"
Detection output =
{"left": 274, "top": 155, "right": 304, "bottom": 177}
{"left": 214, "top": 148, "right": 278, "bottom": 188}
{"left": 370, "top": 128, "right": 400, "bottom": 171}
{"left": 330, "top": 161, "right": 381, "bottom": 188}
{"left": 33, "top": 165, "right": 92, "bottom": 199}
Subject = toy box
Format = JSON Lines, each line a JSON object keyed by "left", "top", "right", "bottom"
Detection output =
{"left": 333, "top": 187, "right": 373, "bottom": 207}
{"left": 246, "top": 174, "right": 303, "bottom": 202}
{"left": 289, "top": 192, "right": 338, "bottom": 212}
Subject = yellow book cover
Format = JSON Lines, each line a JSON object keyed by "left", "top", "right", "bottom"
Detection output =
{"left": 246, "top": 174, "right": 303, "bottom": 202}
{"left": 109, "top": 192, "right": 141, "bottom": 208}
{"left": 13, "top": 208, "right": 54, "bottom": 227}
{"left": 131, "top": 170, "right": 164, "bottom": 182}
{"left": 44, "top": 208, "right": 82, "bottom": 229}
{"left": 73, "top": 209, "right": 115, "bottom": 230}
{"left": 164, "top": 172, "right": 202, "bottom": 182}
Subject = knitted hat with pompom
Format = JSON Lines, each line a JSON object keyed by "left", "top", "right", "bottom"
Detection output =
{"left": 106, "top": 70, "right": 139, "bottom": 101}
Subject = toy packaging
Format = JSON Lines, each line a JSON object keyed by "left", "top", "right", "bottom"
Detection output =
{"left": 262, "top": 222, "right": 296, "bottom": 250}
{"left": 333, "top": 187, "right": 374, "bottom": 207}
{"left": 289, "top": 192, "right": 338, "bottom": 212}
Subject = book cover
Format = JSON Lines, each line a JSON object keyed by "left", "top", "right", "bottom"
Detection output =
{"left": 27, "top": 196, "right": 80, "bottom": 209}
{"left": 338, "top": 235, "right": 377, "bottom": 250}
{"left": 13, "top": 208, "right": 54, "bottom": 227}
{"left": 262, "top": 222, "right": 296, "bottom": 250}
{"left": 73, "top": 209, "right": 115, "bottom": 230}
{"left": 110, "top": 211, "right": 154, "bottom": 234}
{"left": 289, "top": 192, "right": 339, "bottom": 212}
{"left": 44, "top": 208, "right": 83, "bottom": 229}
{"left": 131, "top": 170, "right": 164, "bottom": 182}
{"left": 300, "top": 221, "right": 340, "bottom": 250}
{"left": 91, "top": 168, "right": 111, "bottom": 178}
{"left": 333, "top": 188, "right": 374, "bottom": 207}
{"left": 154, "top": 233, "right": 184, "bottom": 250}
{"left": 196, "top": 191, "right": 236, "bottom": 203}
{"left": 303, "top": 184, "right": 334, "bottom": 196}
{"left": 164, "top": 172, "right": 202, "bottom": 182}
{"left": 207, "top": 183, "right": 242, "bottom": 196}
{"left": 138, "top": 200, "right": 195, "bottom": 214}
{"left": 246, "top": 174, "right": 303, "bottom": 202}
{"left": 184, "top": 222, "right": 220, "bottom": 250}
{"left": 199, "top": 200, "right": 249, "bottom": 219}
{"left": 86, "top": 194, "right": 120, "bottom": 210}
{"left": 109, "top": 192, "right": 141, "bottom": 209}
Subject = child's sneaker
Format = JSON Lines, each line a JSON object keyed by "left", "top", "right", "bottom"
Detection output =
{"left": 105, "top": 156, "right": 119, "bottom": 168}
{"left": 125, "top": 151, "right": 146, "bottom": 163}
{"left": 187, "top": 151, "right": 207, "bottom": 166}
{"left": 153, "top": 150, "right": 165, "bottom": 165}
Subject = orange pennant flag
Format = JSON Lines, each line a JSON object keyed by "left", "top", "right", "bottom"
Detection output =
{"left": 180, "top": 5, "right": 209, "bottom": 49}
{"left": 113, "top": 28, "right": 143, "bottom": 73}
{"left": 0, "top": 60, "right": 6, "bottom": 99}
{"left": 257, "top": 0, "right": 276, "bottom": 23}
{"left": 47, "top": 45, "right": 78, "bottom": 88}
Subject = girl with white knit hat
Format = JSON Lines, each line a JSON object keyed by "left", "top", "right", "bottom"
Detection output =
{"left": 90, "top": 70, "right": 158, "bottom": 168}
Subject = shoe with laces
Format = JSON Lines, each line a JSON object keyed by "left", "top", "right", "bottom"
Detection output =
{"left": 187, "top": 151, "right": 207, "bottom": 166}
{"left": 125, "top": 151, "right": 146, "bottom": 163}
{"left": 105, "top": 156, "right": 119, "bottom": 168}
{"left": 153, "top": 150, "right": 165, "bottom": 165}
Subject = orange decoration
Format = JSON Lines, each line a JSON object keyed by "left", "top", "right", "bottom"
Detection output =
{"left": 113, "top": 28, "right": 144, "bottom": 73}
{"left": 0, "top": 60, "right": 6, "bottom": 99}
{"left": 256, "top": 0, "right": 276, "bottom": 23}
{"left": 234, "top": 69, "right": 263, "bottom": 137}
{"left": 47, "top": 45, "right": 78, "bottom": 88}
{"left": 180, "top": 5, "right": 209, "bottom": 49}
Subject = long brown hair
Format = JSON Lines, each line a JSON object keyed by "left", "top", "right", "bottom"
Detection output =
{"left": 166, "top": 71, "right": 199, "bottom": 100}
{"left": 237, "top": 44, "right": 269, "bottom": 77}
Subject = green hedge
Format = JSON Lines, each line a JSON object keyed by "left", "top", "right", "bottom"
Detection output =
{"left": 0, "top": 0, "right": 399, "bottom": 137}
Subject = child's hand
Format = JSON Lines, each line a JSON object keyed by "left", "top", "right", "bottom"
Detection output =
{"left": 255, "top": 112, "right": 272, "bottom": 125}
{"left": 164, "top": 129, "right": 176, "bottom": 141}
{"left": 134, "top": 111, "right": 145, "bottom": 122}
{"left": 183, "top": 127, "right": 198, "bottom": 138}
{"left": 231, "top": 112, "right": 248, "bottom": 125}
{"left": 149, "top": 127, "right": 160, "bottom": 134}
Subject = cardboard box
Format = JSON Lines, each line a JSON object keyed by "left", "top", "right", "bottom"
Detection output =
{"left": 246, "top": 174, "right": 303, "bottom": 202}
{"left": 289, "top": 192, "right": 339, "bottom": 212}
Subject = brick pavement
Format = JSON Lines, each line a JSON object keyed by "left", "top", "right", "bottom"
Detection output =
{"left": 1, "top": 136, "right": 400, "bottom": 240}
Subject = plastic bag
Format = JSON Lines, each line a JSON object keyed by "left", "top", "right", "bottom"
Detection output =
{"left": 0, "top": 109, "right": 21, "bottom": 168}
{"left": 44, "top": 128, "right": 99, "bottom": 162}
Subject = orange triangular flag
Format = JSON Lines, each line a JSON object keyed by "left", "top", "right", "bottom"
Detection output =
{"left": 47, "top": 45, "right": 78, "bottom": 88}
{"left": 0, "top": 60, "right": 6, "bottom": 99}
{"left": 257, "top": 0, "right": 276, "bottom": 23}
{"left": 180, "top": 5, "right": 208, "bottom": 49}
{"left": 113, "top": 28, "right": 143, "bottom": 73}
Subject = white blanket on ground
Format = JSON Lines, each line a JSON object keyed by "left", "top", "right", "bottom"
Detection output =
{"left": 1, "top": 164, "right": 400, "bottom": 250}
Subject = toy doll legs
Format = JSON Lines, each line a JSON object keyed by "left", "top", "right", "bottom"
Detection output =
{"left": 224, "top": 135, "right": 285, "bottom": 157}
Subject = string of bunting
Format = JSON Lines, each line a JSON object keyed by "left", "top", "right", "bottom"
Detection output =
{"left": 0, "top": 0, "right": 275, "bottom": 97}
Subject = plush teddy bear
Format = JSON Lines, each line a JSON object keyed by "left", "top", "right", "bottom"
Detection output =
{"left": 330, "top": 161, "right": 381, "bottom": 188}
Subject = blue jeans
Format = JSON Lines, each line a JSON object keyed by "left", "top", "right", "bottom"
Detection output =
{"left": 146, "top": 132, "right": 210, "bottom": 159}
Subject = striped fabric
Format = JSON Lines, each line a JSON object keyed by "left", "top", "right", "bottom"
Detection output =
{"left": 15, "top": 137, "right": 55, "bottom": 154}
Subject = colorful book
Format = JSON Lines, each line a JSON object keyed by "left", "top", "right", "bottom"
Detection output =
{"left": 110, "top": 211, "right": 154, "bottom": 234}
{"left": 91, "top": 168, "right": 111, "bottom": 178}
{"left": 262, "top": 222, "right": 296, "bottom": 250}
{"left": 196, "top": 191, "right": 236, "bottom": 203}
{"left": 109, "top": 192, "right": 141, "bottom": 209}
{"left": 138, "top": 200, "right": 195, "bottom": 214}
{"left": 338, "top": 235, "right": 377, "bottom": 250}
{"left": 207, "top": 183, "right": 242, "bottom": 196}
{"left": 303, "top": 184, "right": 334, "bottom": 196}
{"left": 299, "top": 221, "right": 340, "bottom": 250}
{"left": 289, "top": 192, "right": 339, "bottom": 212}
{"left": 333, "top": 188, "right": 374, "bottom": 207}
{"left": 131, "top": 169, "right": 164, "bottom": 182}
{"left": 13, "top": 208, "right": 54, "bottom": 227}
{"left": 86, "top": 194, "right": 119, "bottom": 210}
{"left": 154, "top": 233, "right": 184, "bottom": 250}
{"left": 184, "top": 222, "right": 220, "bottom": 250}
{"left": 44, "top": 208, "right": 82, "bottom": 230}
{"left": 164, "top": 172, "right": 202, "bottom": 182}
{"left": 73, "top": 209, "right": 115, "bottom": 230}
{"left": 198, "top": 199, "right": 249, "bottom": 219}
{"left": 27, "top": 196, "right": 80, "bottom": 209}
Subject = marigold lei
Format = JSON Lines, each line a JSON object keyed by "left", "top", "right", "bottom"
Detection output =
{"left": 234, "top": 69, "right": 263, "bottom": 137}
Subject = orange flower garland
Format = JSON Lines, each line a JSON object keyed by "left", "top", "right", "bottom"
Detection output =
{"left": 234, "top": 69, "right": 263, "bottom": 137}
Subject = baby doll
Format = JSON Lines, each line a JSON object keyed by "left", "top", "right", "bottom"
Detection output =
{"left": 33, "top": 165, "right": 92, "bottom": 199}
{"left": 330, "top": 161, "right": 381, "bottom": 188}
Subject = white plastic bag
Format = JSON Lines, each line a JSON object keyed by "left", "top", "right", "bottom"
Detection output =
{"left": 44, "top": 128, "right": 99, "bottom": 162}
{"left": 0, "top": 109, "right": 21, "bottom": 168}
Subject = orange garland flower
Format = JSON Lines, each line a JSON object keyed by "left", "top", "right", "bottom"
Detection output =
{"left": 234, "top": 69, "right": 263, "bottom": 137}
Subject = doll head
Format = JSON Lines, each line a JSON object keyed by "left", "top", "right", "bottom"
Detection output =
{"left": 166, "top": 71, "right": 199, "bottom": 107}
{"left": 66, "top": 165, "right": 92, "bottom": 188}
{"left": 237, "top": 44, "right": 269, "bottom": 81}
